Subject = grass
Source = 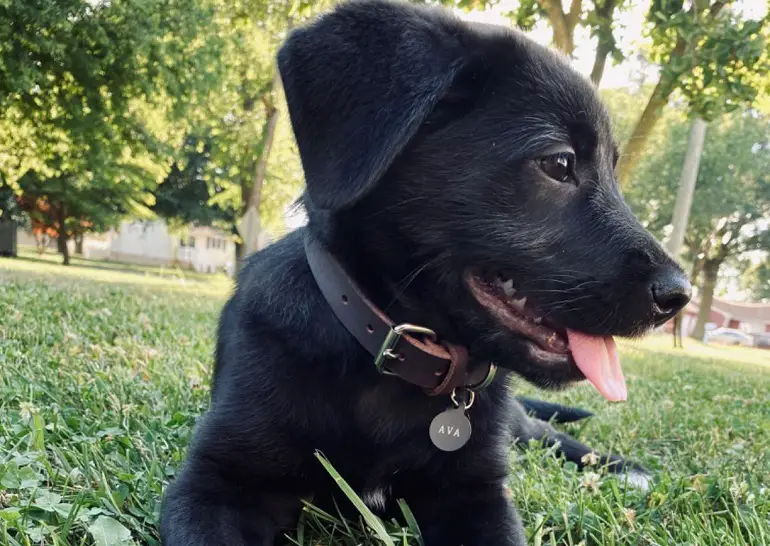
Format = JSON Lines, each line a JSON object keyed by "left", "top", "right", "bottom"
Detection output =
{"left": 1, "top": 253, "right": 769, "bottom": 545}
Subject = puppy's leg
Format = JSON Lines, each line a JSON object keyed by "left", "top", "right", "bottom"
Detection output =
{"left": 160, "top": 418, "right": 306, "bottom": 546}
{"left": 161, "top": 479, "right": 298, "bottom": 546}
{"left": 510, "top": 400, "right": 650, "bottom": 486}
{"left": 515, "top": 396, "right": 593, "bottom": 423}
{"left": 407, "top": 482, "right": 527, "bottom": 546}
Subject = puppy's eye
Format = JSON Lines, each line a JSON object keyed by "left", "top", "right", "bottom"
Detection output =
{"left": 538, "top": 152, "right": 575, "bottom": 183}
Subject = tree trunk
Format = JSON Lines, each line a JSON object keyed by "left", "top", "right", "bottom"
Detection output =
{"left": 672, "top": 313, "right": 683, "bottom": 348}
{"left": 551, "top": 19, "right": 574, "bottom": 55}
{"left": 537, "top": 0, "right": 580, "bottom": 55}
{"left": 588, "top": 0, "right": 617, "bottom": 87}
{"left": 35, "top": 233, "right": 47, "bottom": 255}
{"left": 238, "top": 68, "right": 282, "bottom": 270}
{"left": 689, "top": 255, "right": 703, "bottom": 284}
{"left": 616, "top": 78, "right": 673, "bottom": 188}
{"left": 590, "top": 40, "right": 612, "bottom": 86}
{"left": 57, "top": 233, "right": 70, "bottom": 266}
{"left": 691, "top": 259, "right": 720, "bottom": 341}
{"left": 235, "top": 242, "right": 244, "bottom": 269}
{"left": 665, "top": 118, "right": 707, "bottom": 257}
{"left": 670, "top": 246, "right": 701, "bottom": 348}
{"left": 249, "top": 101, "right": 279, "bottom": 211}
{"left": 74, "top": 234, "right": 84, "bottom": 255}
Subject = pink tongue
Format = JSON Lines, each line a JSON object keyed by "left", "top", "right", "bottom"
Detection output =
{"left": 565, "top": 330, "right": 627, "bottom": 402}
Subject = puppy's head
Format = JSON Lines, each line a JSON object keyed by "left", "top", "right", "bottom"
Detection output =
{"left": 279, "top": 0, "right": 691, "bottom": 401}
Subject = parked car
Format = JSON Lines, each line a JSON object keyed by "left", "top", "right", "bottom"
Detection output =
{"left": 750, "top": 333, "right": 770, "bottom": 349}
{"left": 705, "top": 328, "right": 754, "bottom": 347}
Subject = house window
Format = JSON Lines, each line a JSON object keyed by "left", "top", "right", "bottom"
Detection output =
{"left": 208, "top": 238, "right": 226, "bottom": 250}
{"left": 180, "top": 237, "right": 195, "bottom": 248}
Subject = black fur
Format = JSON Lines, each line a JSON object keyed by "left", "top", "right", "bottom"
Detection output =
{"left": 515, "top": 396, "right": 594, "bottom": 423}
{"left": 160, "top": 2, "right": 689, "bottom": 545}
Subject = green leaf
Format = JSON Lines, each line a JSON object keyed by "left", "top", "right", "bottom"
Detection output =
{"left": 2, "top": 464, "right": 41, "bottom": 489}
{"left": 0, "top": 507, "right": 21, "bottom": 523}
{"left": 19, "top": 466, "right": 42, "bottom": 488}
{"left": 34, "top": 489, "right": 63, "bottom": 512}
{"left": 53, "top": 502, "right": 76, "bottom": 519}
{"left": 88, "top": 515, "right": 135, "bottom": 546}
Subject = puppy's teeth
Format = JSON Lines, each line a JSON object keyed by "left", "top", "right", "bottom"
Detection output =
{"left": 511, "top": 297, "right": 527, "bottom": 311}
{"left": 502, "top": 280, "right": 515, "bottom": 297}
{"left": 533, "top": 316, "right": 542, "bottom": 324}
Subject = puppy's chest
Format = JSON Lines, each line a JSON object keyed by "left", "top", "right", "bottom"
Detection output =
{"left": 352, "top": 381, "right": 451, "bottom": 444}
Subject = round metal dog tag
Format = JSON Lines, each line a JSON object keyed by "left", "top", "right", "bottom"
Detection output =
{"left": 429, "top": 408, "right": 472, "bottom": 451}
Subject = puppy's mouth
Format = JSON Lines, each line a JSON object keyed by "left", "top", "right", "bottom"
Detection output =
{"left": 466, "top": 271, "right": 627, "bottom": 402}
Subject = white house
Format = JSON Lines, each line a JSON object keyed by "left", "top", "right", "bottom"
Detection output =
{"left": 91, "top": 220, "right": 235, "bottom": 275}
{"left": 18, "top": 220, "right": 236, "bottom": 275}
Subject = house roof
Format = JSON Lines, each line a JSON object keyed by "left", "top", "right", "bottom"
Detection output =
{"left": 687, "top": 297, "right": 770, "bottom": 322}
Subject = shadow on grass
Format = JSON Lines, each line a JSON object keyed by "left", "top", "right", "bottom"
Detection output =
{"left": 11, "top": 253, "right": 176, "bottom": 277}
{"left": 1, "top": 254, "right": 232, "bottom": 300}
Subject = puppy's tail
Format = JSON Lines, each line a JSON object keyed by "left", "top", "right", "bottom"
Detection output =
{"left": 515, "top": 396, "right": 593, "bottom": 423}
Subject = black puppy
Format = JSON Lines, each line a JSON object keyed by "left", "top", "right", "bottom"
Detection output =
{"left": 160, "top": 2, "right": 690, "bottom": 545}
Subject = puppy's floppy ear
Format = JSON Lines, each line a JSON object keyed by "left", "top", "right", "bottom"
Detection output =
{"left": 278, "top": 0, "right": 467, "bottom": 211}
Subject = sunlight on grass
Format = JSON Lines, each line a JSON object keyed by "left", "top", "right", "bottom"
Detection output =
{"left": 1, "top": 254, "right": 769, "bottom": 546}
{"left": 625, "top": 333, "right": 770, "bottom": 371}
{"left": 2, "top": 249, "right": 233, "bottom": 298}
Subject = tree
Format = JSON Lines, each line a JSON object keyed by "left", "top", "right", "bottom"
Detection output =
{"left": 510, "top": 0, "right": 630, "bottom": 85}
{"left": 453, "top": 0, "right": 628, "bottom": 86}
{"left": 15, "top": 166, "right": 160, "bottom": 265}
{"left": 626, "top": 109, "right": 770, "bottom": 339}
{"left": 455, "top": 0, "right": 768, "bottom": 186}
{"left": 615, "top": 1, "right": 769, "bottom": 187}
{"left": 186, "top": 0, "right": 329, "bottom": 265}
{"left": 741, "top": 260, "right": 770, "bottom": 302}
{"left": 665, "top": 116, "right": 707, "bottom": 348}
{"left": 153, "top": 136, "right": 235, "bottom": 230}
{"left": 0, "top": 0, "right": 224, "bottom": 264}
{"left": 664, "top": 118, "right": 707, "bottom": 258}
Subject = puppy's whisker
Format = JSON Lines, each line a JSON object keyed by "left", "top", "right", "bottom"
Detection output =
{"left": 525, "top": 287, "right": 597, "bottom": 296}
{"left": 385, "top": 255, "right": 444, "bottom": 311}
{"left": 520, "top": 280, "right": 601, "bottom": 292}
{"left": 364, "top": 196, "right": 431, "bottom": 218}
{"left": 546, "top": 295, "right": 598, "bottom": 311}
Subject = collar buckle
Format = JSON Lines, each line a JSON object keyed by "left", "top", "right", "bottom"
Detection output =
{"left": 374, "top": 323, "right": 437, "bottom": 374}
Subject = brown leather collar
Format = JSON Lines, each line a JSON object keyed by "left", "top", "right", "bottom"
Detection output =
{"left": 304, "top": 236, "right": 496, "bottom": 396}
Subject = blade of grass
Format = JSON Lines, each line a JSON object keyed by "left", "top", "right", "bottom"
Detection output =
{"left": 314, "top": 451, "right": 395, "bottom": 546}
{"left": 396, "top": 499, "right": 424, "bottom": 546}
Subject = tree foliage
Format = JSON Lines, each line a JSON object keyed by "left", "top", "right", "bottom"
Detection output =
{"left": 450, "top": 0, "right": 629, "bottom": 86}
{"left": 623, "top": 103, "right": 770, "bottom": 333}
{"left": 616, "top": 0, "right": 770, "bottom": 186}
{"left": 633, "top": 111, "right": 770, "bottom": 265}
{"left": 152, "top": 136, "right": 235, "bottom": 230}
{"left": 164, "top": 0, "right": 330, "bottom": 263}
{"left": 741, "top": 259, "right": 770, "bottom": 302}
{"left": 0, "top": 0, "right": 225, "bottom": 263}
{"left": 450, "top": 0, "right": 769, "bottom": 190}
{"left": 2, "top": 0, "right": 769, "bottom": 274}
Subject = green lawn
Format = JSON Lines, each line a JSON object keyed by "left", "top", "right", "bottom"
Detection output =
{"left": 1, "top": 254, "right": 769, "bottom": 546}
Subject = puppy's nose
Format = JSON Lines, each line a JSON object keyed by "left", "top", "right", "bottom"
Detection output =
{"left": 650, "top": 270, "right": 692, "bottom": 320}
